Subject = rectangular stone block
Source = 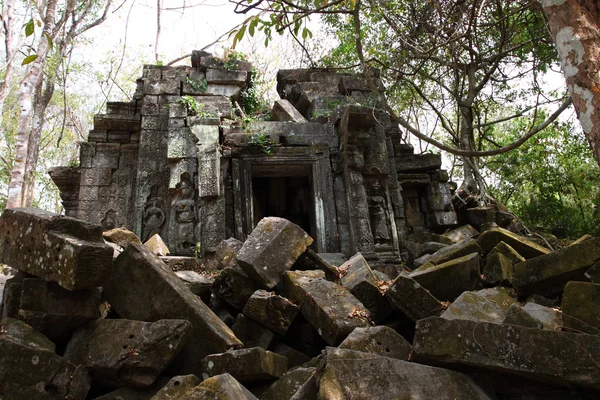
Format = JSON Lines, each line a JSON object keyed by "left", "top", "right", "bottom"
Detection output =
{"left": 237, "top": 217, "right": 313, "bottom": 289}
{"left": 478, "top": 227, "right": 550, "bottom": 260}
{"left": 283, "top": 271, "right": 371, "bottom": 345}
{"left": 197, "top": 149, "right": 220, "bottom": 197}
{"left": 384, "top": 273, "right": 443, "bottom": 322}
{"left": 206, "top": 68, "right": 248, "bottom": 85}
{"left": 167, "top": 128, "right": 197, "bottom": 159}
{"left": 513, "top": 237, "right": 600, "bottom": 296}
{"left": 102, "top": 243, "right": 242, "bottom": 376}
{"left": 0, "top": 208, "right": 114, "bottom": 291}
{"left": 413, "top": 317, "right": 600, "bottom": 391}
{"left": 202, "top": 347, "right": 287, "bottom": 383}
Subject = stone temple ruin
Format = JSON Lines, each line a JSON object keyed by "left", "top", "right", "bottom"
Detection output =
{"left": 49, "top": 50, "right": 457, "bottom": 267}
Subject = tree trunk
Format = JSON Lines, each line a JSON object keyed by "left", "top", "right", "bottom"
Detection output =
{"left": 541, "top": 0, "right": 600, "bottom": 165}
{"left": 0, "top": 0, "right": 20, "bottom": 121}
{"left": 6, "top": 0, "right": 58, "bottom": 208}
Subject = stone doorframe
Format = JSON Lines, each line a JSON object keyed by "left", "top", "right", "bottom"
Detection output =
{"left": 231, "top": 147, "right": 340, "bottom": 253}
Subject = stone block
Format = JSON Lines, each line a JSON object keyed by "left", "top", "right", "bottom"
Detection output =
{"left": 167, "top": 127, "right": 197, "bottom": 159}
{"left": 585, "top": 260, "right": 600, "bottom": 283}
{"left": 209, "top": 297, "right": 237, "bottom": 327}
{"left": 280, "top": 312, "right": 327, "bottom": 357}
{"left": 197, "top": 148, "right": 220, "bottom": 197}
{"left": 483, "top": 252, "right": 513, "bottom": 285}
{"left": 414, "top": 238, "right": 482, "bottom": 268}
{"left": 1, "top": 272, "right": 25, "bottom": 320}
{"left": 175, "top": 270, "right": 213, "bottom": 300}
{"left": 395, "top": 153, "right": 442, "bottom": 172}
{"left": 413, "top": 317, "right": 600, "bottom": 391}
{"left": 206, "top": 68, "right": 248, "bottom": 85}
{"left": 211, "top": 266, "right": 259, "bottom": 310}
{"left": 384, "top": 273, "right": 444, "bottom": 322}
{"left": 144, "top": 233, "right": 170, "bottom": 256}
{"left": 561, "top": 281, "right": 600, "bottom": 335}
{"left": 65, "top": 319, "right": 192, "bottom": 388}
{"left": 269, "top": 341, "right": 311, "bottom": 369}
{"left": 190, "top": 124, "right": 219, "bottom": 145}
{"left": 0, "top": 208, "right": 113, "bottom": 291}
{"left": 293, "top": 249, "right": 340, "bottom": 282}
{"left": 16, "top": 278, "right": 101, "bottom": 340}
{"left": 441, "top": 287, "right": 516, "bottom": 324}
{"left": 206, "top": 84, "right": 241, "bottom": 99}
{"left": 338, "top": 326, "right": 411, "bottom": 360}
{"left": 107, "top": 131, "right": 132, "bottom": 143}
{"left": 94, "top": 383, "right": 165, "bottom": 400}
{"left": 340, "top": 253, "right": 392, "bottom": 322}
{"left": 150, "top": 375, "right": 201, "bottom": 400}
{"left": 103, "top": 227, "right": 141, "bottom": 247}
{"left": 271, "top": 99, "right": 307, "bottom": 123}
{"left": 88, "top": 129, "right": 108, "bottom": 142}
{"left": 180, "top": 373, "right": 258, "bottom": 399}
{"left": 102, "top": 243, "right": 242, "bottom": 376}
{"left": 189, "top": 95, "right": 232, "bottom": 119}
{"left": 0, "top": 318, "right": 90, "bottom": 399}
{"left": 201, "top": 347, "right": 287, "bottom": 383}
{"left": 489, "top": 240, "right": 525, "bottom": 265}
{"left": 283, "top": 270, "right": 371, "bottom": 345}
{"left": 141, "top": 95, "right": 160, "bottom": 115}
{"left": 237, "top": 217, "right": 313, "bottom": 289}
{"left": 513, "top": 237, "right": 600, "bottom": 296}
{"left": 418, "top": 241, "right": 448, "bottom": 256}
{"left": 478, "top": 227, "right": 550, "bottom": 259}
{"left": 504, "top": 302, "right": 562, "bottom": 330}
{"left": 260, "top": 367, "right": 315, "bottom": 400}
{"left": 313, "top": 347, "right": 495, "bottom": 400}
{"left": 243, "top": 290, "right": 299, "bottom": 335}
{"left": 204, "top": 237, "right": 244, "bottom": 271}
{"left": 231, "top": 314, "right": 275, "bottom": 349}
{"left": 443, "top": 225, "right": 479, "bottom": 243}
{"left": 411, "top": 253, "right": 480, "bottom": 301}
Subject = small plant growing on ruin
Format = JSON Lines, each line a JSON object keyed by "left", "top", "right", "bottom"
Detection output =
{"left": 196, "top": 104, "right": 219, "bottom": 119}
{"left": 222, "top": 49, "right": 247, "bottom": 71}
{"left": 186, "top": 77, "right": 207, "bottom": 93}
{"left": 177, "top": 95, "right": 201, "bottom": 116}
{"left": 193, "top": 242, "right": 202, "bottom": 262}
{"left": 248, "top": 133, "right": 275, "bottom": 154}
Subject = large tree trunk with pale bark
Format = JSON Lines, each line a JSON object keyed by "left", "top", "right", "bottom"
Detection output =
{"left": 541, "top": 0, "right": 600, "bottom": 165}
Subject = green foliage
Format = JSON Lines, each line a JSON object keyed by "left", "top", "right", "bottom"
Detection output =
{"left": 177, "top": 95, "right": 201, "bottom": 116}
{"left": 484, "top": 117, "right": 600, "bottom": 238}
{"left": 193, "top": 242, "right": 202, "bottom": 262}
{"left": 239, "top": 68, "right": 263, "bottom": 115}
{"left": 222, "top": 49, "right": 247, "bottom": 71}
{"left": 186, "top": 77, "right": 207, "bottom": 93}
{"left": 248, "top": 133, "right": 275, "bottom": 154}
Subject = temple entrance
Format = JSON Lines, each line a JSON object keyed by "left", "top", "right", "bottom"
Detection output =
{"left": 252, "top": 176, "right": 312, "bottom": 234}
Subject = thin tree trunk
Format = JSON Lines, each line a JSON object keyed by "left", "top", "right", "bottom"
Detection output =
{"left": 0, "top": 0, "right": 20, "bottom": 121}
{"left": 155, "top": 0, "right": 162, "bottom": 63}
{"left": 6, "top": 0, "right": 58, "bottom": 208}
{"left": 541, "top": 0, "right": 600, "bottom": 165}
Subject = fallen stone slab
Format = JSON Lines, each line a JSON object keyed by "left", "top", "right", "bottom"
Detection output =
{"left": 269, "top": 341, "right": 311, "bottom": 369}
{"left": 411, "top": 253, "right": 480, "bottom": 301}
{"left": 340, "top": 253, "right": 392, "bottom": 322}
{"left": 1, "top": 271, "right": 26, "bottom": 320}
{"left": 65, "top": 319, "right": 192, "bottom": 388}
{"left": 414, "top": 238, "right": 482, "bottom": 268}
{"left": 103, "top": 227, "right": 141, "bottom": 247}
{"left": 293, "top": 249, "right": 340, "bottom": 282}
{"left": 418, "top": 241, "right": 448, "bottom": 256}
{"left": 231, "top": 314, "right": 275, "bottom": 349}
{"left": 211, "top": 266, "right": 259, "bottom": 310}
{"left": 202, "top": 347, "right": 287, "bottom": 383}
{"left": 478, "top": 227, "right": 550, "bottom": 259}
{"left": 503, "top": 302, "right": 562, "bottom": 330}
{"left": 585, "top": 260, "right": 600, "bottom": 283}
{"left": 413, "top": 317, "right": 600, "bottom": 391}
{"left": 441, "top": 287, "right": 516, "bottom": 323}
{"left": 144, "top": 234, "right": 170, "bottom": 256}
{"left": 237, "top": 217, "right": 313, "bottom": 289}
{"left": 280, "top": 314, "right": 328, "bottom": 358}
{"left": 443, "top": 225, "right": 479, "bottom": 243}
{"left": 15, "top": 277, "right": 101, "bottom": 340}
{"left": 488, "top": 241, "right": 525, "bottom": 266}
{"left": 260, "top": 367, "right": 315, "bottom": 400}
{"left": 150, "top": 375, "right": 201, "bottom": 400}
{"left": 482, "top": 252, "right": 513, "bottom": 286}
{"left": 338, "top": 326, "right": 411, "bottom": 360}
{"left": 283, "top": 270, "right": 371, "bottom": 345}
{"left": 177, "top": 373, "right": 258, "bottom": 399}
{"left": 243, "top": 290, "right": 300, "bottom": 335}
{"left": 0, "top": 208, "right": 113, "bottom": 290}
{"left": 102, "top": 243, "right": 242, "bottom": 376}
{"left": 94, "top": 378, "right": 169, "bottom": 400}
{"left": 0, "top": 318, "right": 90, "bottom": 399}
{"left": 309, "top": 347, "right": 495, "bottom": 400}
{"left": 561, "top": 281, "right": 600, "bottom": 335}
{"left": 271, "top": 99, "right": 308, "bottom": 123}
{"left": 175, "top": 270, "right": 213, "bottom": 301}
{"left": 204, "top": 237, "right": 243, "bottom": 271}
{"left": 384, "top": 273, "right": 444, "bottom": 322}
{"left": 513, "top": 237, "right": 600, "bottom": 296}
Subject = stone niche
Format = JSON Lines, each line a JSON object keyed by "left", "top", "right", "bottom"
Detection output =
{"left": 50, "top": 51, "right": 457, "bottom": 265}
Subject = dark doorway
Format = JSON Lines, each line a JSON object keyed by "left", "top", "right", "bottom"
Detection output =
{"left": 252, "top": 176, "right": 313, "bottom": 235}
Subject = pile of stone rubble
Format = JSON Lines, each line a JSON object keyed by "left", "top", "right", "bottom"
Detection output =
{"left": 1, "top": 207, "right": 599, "bottom": 399}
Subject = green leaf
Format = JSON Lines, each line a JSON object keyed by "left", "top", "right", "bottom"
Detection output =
{"left": 43, "top": 32, "right": 53, "bottom": 50}
{"left": 249, "top": 17, "right": 259, "bottom": 37}
{"left": 232, "top": 25, "right": 246, "bottom": 48}
{"left": 22, "top": 54, "right": 38, "bottom": 65}
{"left": 302, "top": 27, "right": 312, "bottom": 40}
{"left": 25, "top": 18, "right": 35, "bottom": 37}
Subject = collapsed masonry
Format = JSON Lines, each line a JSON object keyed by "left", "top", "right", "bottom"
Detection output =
{"left": 49, "top": 51, "right": 459, "bottom": 269}
{"left": 1, "top": 208, "right": 600, "bottom": 399}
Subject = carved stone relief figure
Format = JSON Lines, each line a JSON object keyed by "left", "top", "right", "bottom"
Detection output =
{"left": 369, "top": 195, "right": 391, "bottom": 246}
{"left": 172, "top": 173, "right": 197, "bottom": 255}
{"left": 142, "top": 195, "right": 166, "bottom": 242}
{"left": 100, "top": 208, "right": 119, "bottom": 230}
